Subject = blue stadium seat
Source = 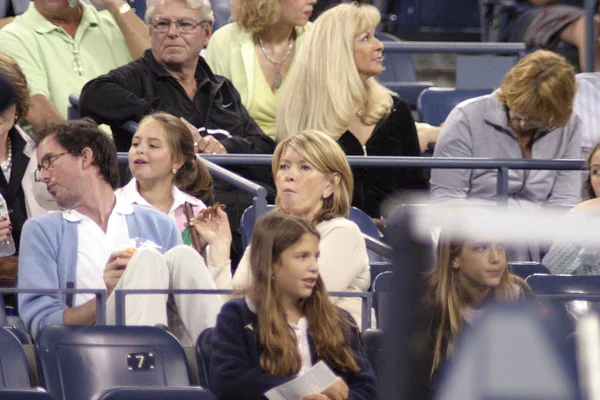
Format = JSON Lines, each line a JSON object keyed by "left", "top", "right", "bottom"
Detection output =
{"left": 384, "top": 0, "right": 481, "bottom": 42}
{"left": 240, "top": 204, "right": 275, "bottom": 249}
{"left": 362, "top": 329, "right": 384, "bottom": 385}
{"left": 417, "top": 87, "right": 492, "bottom": 126}
{"left": 0, "top": 389, "right": 55, "bottom": 399}
{"left": 375, "top": 32, "right": 433, "bottom": 109}
{"left": 0, "top": 327, "right": 32, "bottom": 389}
{"left": 370, "top": 262, "right": 393, "bottom": 290}
{"left": 372, "top": 271, "right": 394, "bottom": 326}
{"left": 36, "top": 325, "right": 194, "bottom": 400}
{"left": 90, "top": 387, "right": 217, "bottom": 400}
{"left": 525, "top": 274, "right": 600, "bottom": 341}
{"left": 508, "top": 261, "right": 550, "bottom": 280}
{"left": 194, "top": 328, "right": 214, "bottom": 390}
{"left": 67, "top": 94, "right": 81, "bottom": 120}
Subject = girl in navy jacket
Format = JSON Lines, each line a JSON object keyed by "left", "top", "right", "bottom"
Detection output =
{"left": 209, "top": 212, "right": 378, "bottom": 400}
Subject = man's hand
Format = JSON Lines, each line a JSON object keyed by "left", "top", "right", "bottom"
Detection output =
{"left": 299, "top": 395, "right": 331, "bottom": 400}
{"left": 88, "top": 0, "right": 125, "bottom": 15}
{"left": 197, "top": 135, "right": 228, "bottom": 154}
{"left": 103, "top": 249, "right": 132, "bottom": 297}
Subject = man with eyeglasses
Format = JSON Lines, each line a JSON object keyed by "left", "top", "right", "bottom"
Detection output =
{"left": 18, "top": 120, "right": 228, "bottom": 341}
{"left": 79, "top": 0, "right": 274, "bottom": 155}
{"left": 0, "top": 0, "right": 150, "bottom": 133}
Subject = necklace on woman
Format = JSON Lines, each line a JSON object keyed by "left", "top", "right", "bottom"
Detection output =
{"left": 257, "top": 32, "right": 295, "bottom": 89}
{"left": 1, "top": 137, "right": 12, "bottom": 176}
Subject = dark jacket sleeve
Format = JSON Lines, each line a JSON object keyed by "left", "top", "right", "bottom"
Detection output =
{"left": 209, "top": 301, "right": 293, "bottom": 399}
{"left": 389, "top": 97, "right": 428, "bottom": 190}
{"left": 340, "top": 313, "right": 380, "bottom": 400}
{"left": 219, "top": 79, "right": 275, "bottom": 155}
{"left": 79, "top": 61, "right": 156, "bottom": 126}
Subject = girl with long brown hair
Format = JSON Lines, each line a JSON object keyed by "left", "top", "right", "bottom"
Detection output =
{"left": 427, "top": 231, "right": 531, "bottom": 377}
{"left": 210, "top": 211, "right": 378, "bottom": 400}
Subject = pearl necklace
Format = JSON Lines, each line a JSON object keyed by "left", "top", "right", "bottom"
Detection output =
{"left": 257, "top": 32, "right": 295, "bottom": 89}
{"left": 1, "top": 137, "right": 11, "bottom": 175}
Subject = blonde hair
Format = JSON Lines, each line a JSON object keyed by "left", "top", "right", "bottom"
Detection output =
{"left": 496, "top": 49, "right": 576, "bottom": 130}
{"left": 272, "top": 130, "right": 353, "bottom": 223}
{"left": 427, "top": 231, "right": 529, "bottom": 375}
{"left": 230, "top": 0, "right": 280, "bottom": 32}
{"left": 276, "top": 2, "right": 392, "bottom": 141}
{"left": 248, "top": 211, "right": 360, "bottom": 375}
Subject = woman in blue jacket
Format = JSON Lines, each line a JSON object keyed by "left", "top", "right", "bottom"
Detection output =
{"left": 209, "top": 211, "right": 378, "bottom": 400}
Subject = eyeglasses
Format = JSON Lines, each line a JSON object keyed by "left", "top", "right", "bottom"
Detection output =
{"left": 509, "top": 109, "right": 556, "bottom": 131}
{"left": 34, "top": 152, "right": 75, "bottom": 182}
{"left": 150, "top": 18, "right": 209, "bottom": 33}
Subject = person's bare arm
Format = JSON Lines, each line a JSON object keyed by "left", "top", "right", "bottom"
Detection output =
{"left": 91, "top": 0, "right": 150, "bottom": 60}
{"left": 0, "top": 17, "right": 14, "bottom": 29}
{"left": 63, "top": 298, "right": 97, "bottom": 325}
{"left": 26, "top": 94, "right": 63, "bottom": 133}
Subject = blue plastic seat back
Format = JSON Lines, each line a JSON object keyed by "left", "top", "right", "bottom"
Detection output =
{"left": 361, "top": 329, "right": 384, "bottom": 385}
{"left": 67, "top": 93, "right": 81, "bottom": 120}
{"left": 370, "top": 262, "right": 393, "bottom": 290}
{"left": 36, "top": 325, "right": 192, "bottom": 400}
{"left": 91, "top": 387, "right": 217, "bottom": 400}
{"left": 417, "top": 87, "right": 493, "bottom": 126}
{"left": 372, "top": 271, "right": 394, "bottom": 326}
{"left": 0, "top": 327, "right": 31, "bottom": 389}
{"left": 348, "top": 207, "right": 380, "bottom": 239}
{"left": 194, "top": 328, "right": 214, "bottom": 390}
{"left": 0, "top": 389, "right": 55, "bottom": 399}
{"left": 525, "top": 274, "right": 600, "bottom": 341}
{"left": 240, "top": 204, "right": 275, "bottom": 249}
{"left": 508, "top": 261, "right": 550, "bottom": 280}
{"left": 375, "top": 32, "right": 417, "bottom": 83}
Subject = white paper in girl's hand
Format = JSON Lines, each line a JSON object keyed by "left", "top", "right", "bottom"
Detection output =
{"left": 264, "top": 361, "right": 337, "bottom": 400}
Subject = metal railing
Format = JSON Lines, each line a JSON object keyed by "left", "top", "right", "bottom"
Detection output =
{"left": 116, "top": 154, "right": 268, "bottom": 217}
{"left": 0, "top": 288, "right": 107, "bottom": 326}
{"left": 382, "top": 41, "right": 526, "bottom": 57}
{"left": 114, "top": 289, "right": 373, "bottom": 331}
{"left": 196, "top": 154, "right": 586, "bottom": 207}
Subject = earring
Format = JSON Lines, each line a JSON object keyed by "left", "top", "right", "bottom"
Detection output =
{"left": 173, "top": 168, "right": 177, "bottom": 174}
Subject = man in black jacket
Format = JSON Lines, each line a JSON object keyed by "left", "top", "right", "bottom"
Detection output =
{"left": 79, "top": 0, "right": 274, "bottom": 155}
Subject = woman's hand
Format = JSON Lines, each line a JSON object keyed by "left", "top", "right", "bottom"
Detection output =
{"left": 103, "top": 250, "right": 133, "bottom": 298}
{"left": 188, "top": 206, "right": 232, "bottom": 265}
{"left": 320, "top": 377, "right": 349, "bottom": 400}
{"left": 0, "top": 217, "right": 12, "bottom": 239}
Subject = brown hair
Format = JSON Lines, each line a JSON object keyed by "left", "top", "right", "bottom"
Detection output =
{"left": 0, "top": 52, "right": 30, "bottom": 120}
{"left": 272, "top": 130, "right": 353, "bottom": 224}
{"left": 248, "top": 211, "right": 360, "bottom": 375}
{"left": 230, "top": 0, "right": 279, "bottom": 32}
{"left": 496, "top": 50, "right": 576, "bottom": 130}
{"left": 427, "top": 231, "right": 529, "bottom": 375}
{"left": 138, "top": 113, "right": 214, "bottom": 204}
{"left": 585, "top": 142, "right": 600, "bottom": 199}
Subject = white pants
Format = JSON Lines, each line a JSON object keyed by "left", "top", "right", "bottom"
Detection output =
{"left": 106, "top": 245, "right": 223, "bottom": 346}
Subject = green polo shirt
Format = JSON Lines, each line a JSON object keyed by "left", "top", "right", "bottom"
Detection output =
{"left": 0, "top": 1, "right": 133, "bottom": 119}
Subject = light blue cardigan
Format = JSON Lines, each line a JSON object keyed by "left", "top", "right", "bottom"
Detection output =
{"left": 17, "top": 205, "right": 181, "bottom": 338}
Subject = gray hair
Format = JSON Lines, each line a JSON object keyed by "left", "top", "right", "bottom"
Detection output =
{"left": 145, "top": 0, "right": 214, "bottom": 23}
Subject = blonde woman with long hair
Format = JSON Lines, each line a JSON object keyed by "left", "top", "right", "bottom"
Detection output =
{"left": 210, "top": 212, "right": 378, "bottom": 400}
{"left": 206, "top": 0, "right": 316, "bottom": 140}
{"left": 426, "top": 231, "right": 532, "bottom": 380}
{"left": 277, "top": 2, "right": 426, "bottom": 220}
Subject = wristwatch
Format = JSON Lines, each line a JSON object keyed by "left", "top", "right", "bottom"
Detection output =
{"left": 115, "top": 2, "right": 131, "bottom": 16}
